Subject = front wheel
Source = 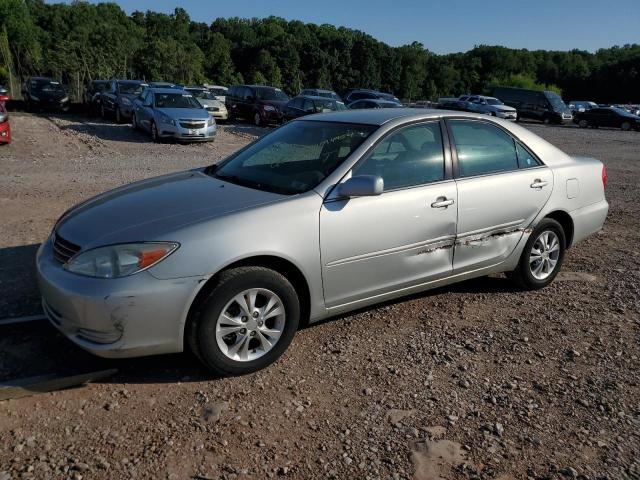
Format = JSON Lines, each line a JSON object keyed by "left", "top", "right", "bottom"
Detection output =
{"left": 621, "top": 121, "right": 631, "bottom": 131}
{"left": 543, "top": 116, "right": 551, "bottom": 125}
{"left": 254, "top": 112, "right": 262, "bottom": 127}
{"left": 507, "top": 218, "right": 566, "bottom": 290}
{"left": 578, "top": 119, "right": 588, "bottom": 128}
{"left": 131, "top": 113, "right": 138, "bottom": 130}
{"left": 187, "top": 267, "right": 300, "bottom": 376}
{"left": 115, "top": 107, "right": 122, "bottom": 124}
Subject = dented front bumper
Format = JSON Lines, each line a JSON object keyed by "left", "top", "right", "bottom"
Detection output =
{"left": 36, "top": 239, "right": 206, "bottom": 358}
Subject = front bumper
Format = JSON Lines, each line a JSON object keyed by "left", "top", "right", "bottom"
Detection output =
{"left": 495, "top": 110, "right": 517, "bottom": 121}
{"left": 37, "top": 238, "right": 207, "bottom": 358}
{"left": 206, "top": 107, "right": 228, "bottom": 120}
{"left": 260, "top": 109, "right": 284, "bottom": 124}
{"left": 158, "top": 121, "right": 217, "bottom": 142}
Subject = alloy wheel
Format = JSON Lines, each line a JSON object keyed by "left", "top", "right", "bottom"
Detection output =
{"left": 529, "top": 230, "right": 560, "bottom": 280}
{"left": 215, "top": 288, "right": 286, "bottom": 362}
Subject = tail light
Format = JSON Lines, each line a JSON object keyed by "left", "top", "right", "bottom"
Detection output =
{"left": 601, "top": 165, "right": 607, "bottom": 188}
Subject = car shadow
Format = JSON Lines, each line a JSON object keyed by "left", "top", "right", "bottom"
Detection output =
{"left": 0, "top": 241, "right": 519, "bottom": 386}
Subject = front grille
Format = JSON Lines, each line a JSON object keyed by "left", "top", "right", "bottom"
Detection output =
{"left": 52, "top": 233, "right": 81, "bottom": 264}
{"left": 179, "top": 121, "right": 206, "bottom": 129}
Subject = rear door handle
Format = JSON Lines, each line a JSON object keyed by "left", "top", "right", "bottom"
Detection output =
{"left": 431, "top": 197, "right": 455, "bottom": 208}
{"left": 530, "top": 179, "right": 548, "bottom": 189}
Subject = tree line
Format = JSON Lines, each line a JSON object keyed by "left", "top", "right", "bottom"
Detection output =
{"left": 1, "top": 0, "right": 639, "bottom": 103}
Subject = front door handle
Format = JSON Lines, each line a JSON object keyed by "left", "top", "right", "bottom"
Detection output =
{"left": 530, "top": 179, "right": 548, "bottom": 189}
{"left": 431, "top": 197, "right": 455, "bottom": 208}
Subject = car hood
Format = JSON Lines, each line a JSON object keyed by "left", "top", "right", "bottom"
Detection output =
{"left": 199, "top": 99, "right": 224, "bottom": 109}
{"left": 56, "top": 170, "right": 285, "bottom": 248}
{"left": 494, "top": 105, "right": 516, "bottom": 112}
{"left": 156, "top": 107, "right": 209, "bottom": 119}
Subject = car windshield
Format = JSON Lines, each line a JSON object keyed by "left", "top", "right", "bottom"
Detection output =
{"left": 379, "top": 93, "right": 400, "bottom": 103}
{"left": 119, "top": 83, "right": 144, "bottom": 94}
{"left": 486, "top": 98, "right": 503, "bottom": 105}
{"left": 155, "top": 93, "right": 202, "bottom": 109}
{"left": 254, "top": 87, "right": 289, "bottom": 101}
{"left": 380, "top": 102, "right": 399, "bottom": 108}
{"left": 210, "top": 121, "right": 376, "bottom": 195}
{"left": 92, "top": 82, "right": 108, "bottom": 92}
{"left": 546, "top": 92, "right": 567, "bottom": 110}
{"left": 187, "top": 89, "right": 216, "bottom": 100}
{"left": 209, "top": 88, "right": 227, "bottom": 96}
{"left": 316, "top": 99, "right": 346, "bottom": 112}
{"left": 33, "top": 80, "right": 64, "bottom": 93}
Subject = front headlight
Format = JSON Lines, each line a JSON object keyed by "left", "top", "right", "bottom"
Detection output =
{"left": 61, "top": 96, "right": 69, "bottom": 103}
{"left": 121, "top": 97, "right": 132, "bottom": 106}
{"left": 159, "top": 114, "right": 175, "bottom": 126}
{"left": 207, "top": 116, "right": 215, "bottom": 126}
{"left": 30, "top": 95, "right": 40, "bottom": 101}
{"left": 64, "top": 242, "right": 179, "bottom": 278}
{"left": 0, "top": 113, "right": 7, "bottom": 123}
{"left": 263, "top": 105, "right": 276, "bottom": 112}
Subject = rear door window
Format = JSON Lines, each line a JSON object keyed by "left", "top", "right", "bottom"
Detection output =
{"left": 449, "top": 120, "right": 519, "bottom": 177}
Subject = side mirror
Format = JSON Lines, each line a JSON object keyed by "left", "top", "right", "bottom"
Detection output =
{"left": 336, "top": 175, "right": 384, "bottom": 198}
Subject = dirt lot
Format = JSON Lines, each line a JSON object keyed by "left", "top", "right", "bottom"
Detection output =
{"left": 0, "top": 113, "right": 638, "bottom": 480}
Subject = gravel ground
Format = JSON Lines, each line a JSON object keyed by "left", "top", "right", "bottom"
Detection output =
{"left": 0, "top": 114, "right": 638, "bottom": 480}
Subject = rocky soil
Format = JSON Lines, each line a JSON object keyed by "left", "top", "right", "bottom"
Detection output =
{"left": 0, "top": 113, "right": 638, "bottom": 479}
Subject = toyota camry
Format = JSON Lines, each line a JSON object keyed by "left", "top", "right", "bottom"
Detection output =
{"left": 37, "top": 109, "right": 608, "bottom": 375}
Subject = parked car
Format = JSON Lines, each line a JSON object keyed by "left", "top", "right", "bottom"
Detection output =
{"left": 37, "top": 109, "right": 608, "bottom": 375}
{"left": 567, "top": 100, "right": 598, "bottom": 113}
{"left": 22, "top": 77, "right": 70, "bottom": 112}
{"left": 463, "top": 95, "right": 517, "bottom": 120}
{"left": 0, "top": 85, "right": 10, "bottom": 102}
{"left": 573, "top": 106, "right": 640, "bottom": 131}
{"left": 84, "top": 80, "right": 110, "bottom": 114}
{"left": 0, "top": 101, "right": 10, "bottom": 144}
{"left": 185, "top": 86, "right": 228, "bottom": 121}
{"left": 492, "top": 86, "right": 572, "bottom": 124}
{"left": 282, "top": 95, "right": 346, "bottom": 121}
{"left": 100, "top": 80, "right": 147, "bottom": 123}
{"left": 348, "top": 99, "right": 402, "bottom": 109}
{"left": 226, "top": 85, "right": 290, "bottom": 126}
{"left": 299, "top": 88, "right": 342, "bottom": 101}
{"left": 342, "top": 88, "right": 401, "bottom": 106}
{"left": 131, "top": 87, "right": 216, "bottom": 142}
{"left": 205, "top": 85, "right": 228, "bottom": 102}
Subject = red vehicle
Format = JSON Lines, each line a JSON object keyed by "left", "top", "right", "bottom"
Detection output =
{"left": 0, "top": 88, "right": 10, "bottom": 144}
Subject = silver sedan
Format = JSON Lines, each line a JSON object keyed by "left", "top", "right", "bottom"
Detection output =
{"left": 38, "top": 109, "right": 608, "bottom": 375}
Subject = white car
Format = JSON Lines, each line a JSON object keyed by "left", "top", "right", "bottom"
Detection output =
{"left": 461, "top": 95, "right": 517, "bottom": 120}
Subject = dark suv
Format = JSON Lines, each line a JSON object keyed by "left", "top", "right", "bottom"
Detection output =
{"left": 100, "top": 80, "right": 147, "bottom": 123}
{"left": 492, "top": 86, "right": 572, "bottom": 124}
{"left": 226, "top": 85, "right": 290, "bottom": 126}
{"left": 22, "top": 77, "right": 70, "bottom": 112}
{"left": 342, "top": 88, "right": 401, "bottom": 106}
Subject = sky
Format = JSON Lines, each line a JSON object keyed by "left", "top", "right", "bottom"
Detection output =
{"left": 50, "top": 0, "right": 640, "bottom": 54}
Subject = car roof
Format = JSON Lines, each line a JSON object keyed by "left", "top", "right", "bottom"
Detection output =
{"left": 301, "top": 108, "right": 500, "bottom": 125}
{"left": 304, "top": 88, "right": 336, "bottom": 93}
{"left": 295, "top": 95, "right": 338, "bottom": 101}
{"left": 117, "top": 79, "right": 145, "bottom": 84}
{"left": 148, "top": 87, "right": 186, "bottom": 94}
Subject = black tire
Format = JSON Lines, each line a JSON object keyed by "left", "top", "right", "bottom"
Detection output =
{"left": 101, "top": 104, "right": 106, "bottom": 119}
{"left": 543, "top": 116, "right": 551, "bottom": 125}
{"left": 578, "top": 119, "right": 588, "bottom": 128}
{"left": 621, "top": 121, "right": 631, "bottom": 131}
{"left": 253, "top": 112, "right": 262, "bottom": 127}
{"left": 187, "top": 266, "right": 300, "bottom": 376}
{"left": 115, "top": 107, "right": 122, "bottom": 124}
{"left": 131, "top": 113, "right": 139, "bottom": 130}
{"left": 507, "top": 218, "right": 566, "bottom": 290}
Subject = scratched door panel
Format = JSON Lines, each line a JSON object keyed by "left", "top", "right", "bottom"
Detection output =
{"left": 320, "top": 182, "right": 457, "bottom": 309}
{"left": 453, "top": 168, "right": 553, "bottom": 272}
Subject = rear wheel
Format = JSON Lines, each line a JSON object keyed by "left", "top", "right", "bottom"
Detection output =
{"left": 187, "top": 267, "right": 300, "bottom": 376}
{"left": 508, "top": 218, "right": 566, "bottom": 290}
{"left": 621, "top": 121, "right": 631, "bottom": 131}
{"left": 578, "top": 119, "right": 588, "bottom": 128}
